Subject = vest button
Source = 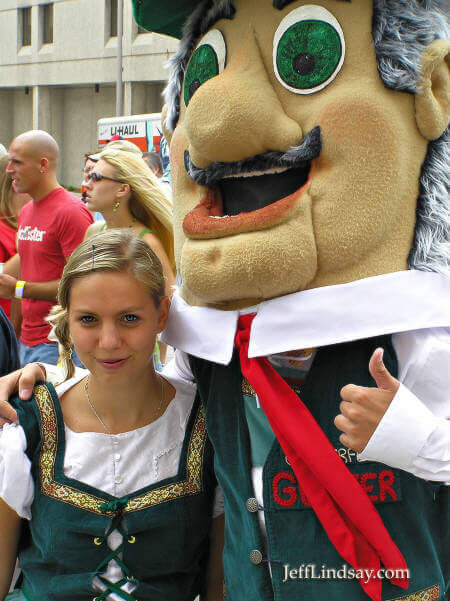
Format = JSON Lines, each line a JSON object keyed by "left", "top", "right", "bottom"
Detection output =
{"left": 246, "top": 497, "right": 259, "bottom": 513}
{"left": 249, "top": 549, "right": 263, "bottom": 565}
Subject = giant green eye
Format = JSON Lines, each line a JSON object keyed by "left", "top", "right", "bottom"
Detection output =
{"left": 184, "top": 29, "right": 226, "bottom": 106}
{"left": 273, "top": 6, "right": 345, "bottom": 94}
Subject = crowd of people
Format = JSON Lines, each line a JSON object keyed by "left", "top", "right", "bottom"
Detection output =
{"left": 0, "top": 130, "right": 174, "bottom": 369}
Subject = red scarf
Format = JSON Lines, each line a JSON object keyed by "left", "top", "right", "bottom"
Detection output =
{"left": 235, "top": 314, "right": 408, "bottom": 601}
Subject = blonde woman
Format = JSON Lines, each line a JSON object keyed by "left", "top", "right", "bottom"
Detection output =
{"left": 0, "top": 230, "right": 223, "bottom": 601}
{"left": 83, "top": 148, "right": 176, "bottom": 293}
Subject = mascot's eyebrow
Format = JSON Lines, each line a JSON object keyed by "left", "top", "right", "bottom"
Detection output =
{"left": 198, "top": 1, "right": 236, "bottom": 34}
{"left": 274, "top": 0, "right": 350, "bottom": 7}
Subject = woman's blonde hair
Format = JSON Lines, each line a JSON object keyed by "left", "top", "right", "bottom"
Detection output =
{"left": 99, "top": 147, "right": 176, "bottom": 271}
{"left": 0, "top": 155, "right": 17, "bottom": 228}
{"left": 47, "top": 229, "right": 166, "bottom": 381}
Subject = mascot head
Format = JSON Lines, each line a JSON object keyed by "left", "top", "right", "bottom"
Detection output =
{"left": 134, "top": 0, "right": 449, "bottom": 308}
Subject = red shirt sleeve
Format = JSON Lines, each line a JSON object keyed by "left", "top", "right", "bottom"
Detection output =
{"left": 0, "top": 220, "right": 17, "bottom": 263}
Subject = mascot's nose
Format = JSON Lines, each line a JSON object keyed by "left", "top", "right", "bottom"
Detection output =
{"left": 185, "top": 27, "right": 303, "bottom": 167}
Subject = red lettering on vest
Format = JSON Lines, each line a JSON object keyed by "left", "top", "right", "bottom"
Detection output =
{"left": 297, "top": 481, "right": 311, "bottom": 507}
{"left": 360, "top": 472, "right": 378, "bottom": 502}
{"left": 355, "top": 470, "right": 397, "bottom": 503}
{"left": 378, "top": 469, "right": 397, "bottom": 501}
{"left": 272, "top": 469, "right": 397, "bottom": 508}
{"left": 273, "top": 472, "right": 298, "bottom": 507}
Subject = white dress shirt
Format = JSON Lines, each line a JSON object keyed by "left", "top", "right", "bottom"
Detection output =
{"left": 162, "top": 270, "right": 450, "bottom": 481}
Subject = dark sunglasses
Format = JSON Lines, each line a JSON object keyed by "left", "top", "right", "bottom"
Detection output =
{"left": 87, "top": 171, "right": 122, "bottom": 184}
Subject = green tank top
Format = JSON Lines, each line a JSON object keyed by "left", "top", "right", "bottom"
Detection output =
{"left": 99, "top": 224, "right": 154, "bottom": 238}
{"left": 137, "top": 227, "right": 154, "bottom": 238}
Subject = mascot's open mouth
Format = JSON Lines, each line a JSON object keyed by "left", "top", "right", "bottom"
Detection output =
{"left": 219, "top": 164, "right": 310, "bottom": 215}
{"left": 182, "top": 166, "right": 311, "bottom": 239}
{"left": 182, "top": 127, "right": 320, "bottom": 239}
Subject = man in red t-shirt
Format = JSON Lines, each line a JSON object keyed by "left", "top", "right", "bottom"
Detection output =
{"left": 0, "top": 130, "right": 93, "bottom": 365}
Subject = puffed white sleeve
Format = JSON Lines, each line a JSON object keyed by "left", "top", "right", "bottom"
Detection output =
{"left": 358, "top": 328, "right": 450, "bottom": 481}
{"left": 358, "top": 384, "right": 450, "bottom": 481}
{"left": 0, "top": 422, "right": 34, "bottom": 519}
{"left": 162, "top": 349, "right": 195, "bottom": 384}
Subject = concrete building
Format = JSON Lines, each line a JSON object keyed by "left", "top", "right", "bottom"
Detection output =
{"left": 0, "top": 0, "right": 179, "bottom": 187}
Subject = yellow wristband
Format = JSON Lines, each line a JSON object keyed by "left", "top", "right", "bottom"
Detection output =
{"left": 14, "top": 280, "right": 26, "bottom": 299}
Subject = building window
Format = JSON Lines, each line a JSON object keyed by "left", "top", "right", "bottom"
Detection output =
{"left": 42, "top": 4, "right": 54, "bottom": 44}
{"left": 20, "top": 7, "right": 32, "bottom": 47}
{"left": 109, "top": 0, "right": 118, "bottom": 37}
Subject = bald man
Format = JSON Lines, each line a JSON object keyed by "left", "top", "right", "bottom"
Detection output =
{"left": 0, "top": 130, "right": 93, "bottom": 365}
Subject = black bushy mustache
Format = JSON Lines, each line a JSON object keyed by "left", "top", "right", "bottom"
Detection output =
{"left": 184, "top": 126, "right": 321, "bottom": 187}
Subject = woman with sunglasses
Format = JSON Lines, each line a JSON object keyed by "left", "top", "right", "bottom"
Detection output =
{"left": 83, "top": 148, "right": 176, "bottom": 294}
{"left": 0, "top": 230, "right": 223, "bottom": 601}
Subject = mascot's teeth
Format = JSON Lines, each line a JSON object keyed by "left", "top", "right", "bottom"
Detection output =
{"left": 223, "top": 166, "right": 290, "bottom": 179}
{"left": 210, "top": 215, "right": 229, "bottom": 219}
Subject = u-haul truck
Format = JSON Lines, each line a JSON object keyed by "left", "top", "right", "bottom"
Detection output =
{"left": 97, "top": 113, "right": 170, "bottom": 180}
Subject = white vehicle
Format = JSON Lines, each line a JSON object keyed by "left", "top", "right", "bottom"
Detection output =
{"left": 97, "top": 113, "right": 170, "bottom": 180}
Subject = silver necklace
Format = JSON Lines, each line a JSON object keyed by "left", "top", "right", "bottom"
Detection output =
{"left": 84, "top": 375, "right": 164, "bottom": 435}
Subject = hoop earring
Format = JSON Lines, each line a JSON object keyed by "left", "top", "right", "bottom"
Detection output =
{"left": 113, "top": 200, "right": 120, "bottom": 213}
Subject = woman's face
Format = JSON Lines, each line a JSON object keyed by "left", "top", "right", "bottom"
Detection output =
{"left": 68, "top": 270, "right": 169, "bottom": 383}
{"left": 83, "top": 159, "right": 123, "bottom": 214}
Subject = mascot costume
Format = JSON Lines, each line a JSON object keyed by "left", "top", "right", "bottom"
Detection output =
{"left": 131, "top": 1, "right": 450, "bottom": 600}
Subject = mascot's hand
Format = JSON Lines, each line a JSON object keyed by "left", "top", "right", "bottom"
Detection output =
{"left": 334, "top": 348, "right": 400, "bottom": 453}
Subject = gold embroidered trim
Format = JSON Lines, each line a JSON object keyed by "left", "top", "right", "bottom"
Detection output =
{"left": 242, "top": 378, "right": 302, "bottom": 397}
{"left": 389, "top": 584, "right": 440, "bottom": 601}
{"left": 241, "top": 379, "right": 256, "bottom": 397}
{"left": 35, "top": 383, "right": 207, "bottom": 515}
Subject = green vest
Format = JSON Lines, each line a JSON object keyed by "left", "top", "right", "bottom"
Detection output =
{"left": 13, "top": 382, "right": 216, "bottom": 601}
{"left": 190, "top": 336, "right": 448, "bottom": 601}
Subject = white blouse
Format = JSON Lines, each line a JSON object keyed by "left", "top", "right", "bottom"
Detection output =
{"left": 0, "top": 369, "right": 223, "bottom": 600}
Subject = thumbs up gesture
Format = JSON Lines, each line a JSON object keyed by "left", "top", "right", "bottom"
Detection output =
{"left": 334, "top": 348, "right": 400, "bottom": 453}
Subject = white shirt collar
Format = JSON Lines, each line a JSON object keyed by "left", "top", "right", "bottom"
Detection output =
{"left": 162, "top": 271, "right": 450, "bottom": 365}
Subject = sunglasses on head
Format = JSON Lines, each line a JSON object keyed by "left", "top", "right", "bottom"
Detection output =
{"left": 87, "top": 171, "right": 122, "bottom": 184}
